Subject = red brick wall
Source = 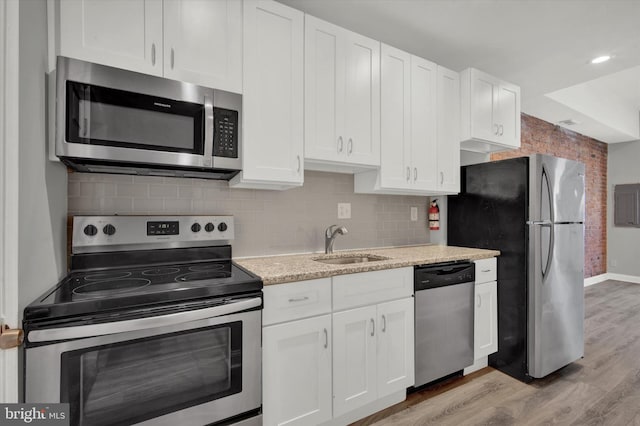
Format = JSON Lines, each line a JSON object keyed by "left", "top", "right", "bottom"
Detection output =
{"left": 491, "top": 114, "right": 607, "bottom": 278}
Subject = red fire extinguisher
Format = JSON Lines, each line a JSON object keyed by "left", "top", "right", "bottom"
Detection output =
{"left": 429, "top": 199, "right": 440, "bottom": 230}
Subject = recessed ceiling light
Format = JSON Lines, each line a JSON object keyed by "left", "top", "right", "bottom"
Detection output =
{"left": 558, "top": 119, "right": 581, "bottom": 126}
{"left": 590, "top": 55, "right": 611, "bottom": 64}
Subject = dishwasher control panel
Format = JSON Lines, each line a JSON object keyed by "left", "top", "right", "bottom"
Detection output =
{"left": 414, "top": 261, "right": 475, "bottom": 290}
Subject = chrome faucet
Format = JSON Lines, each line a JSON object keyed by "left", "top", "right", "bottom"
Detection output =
{"left": 325, "top": 225, "right": 348, "bottom": 254}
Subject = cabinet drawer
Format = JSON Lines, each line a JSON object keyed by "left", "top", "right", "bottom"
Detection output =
{"left": 475, "top": 257, "right": 497, "bottom": 284}
{"left": 333, "top": 267, "right": 413, "bottom": 311}
{"left": 263, "top": 278, "right": 332, "bottom": 325}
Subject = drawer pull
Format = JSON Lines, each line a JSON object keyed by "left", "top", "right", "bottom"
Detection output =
{"left": 481, "top": 269, "right": 492, "bottom": 273}
{"left": 288, "top": 296, "right": 309, "bottom": 303}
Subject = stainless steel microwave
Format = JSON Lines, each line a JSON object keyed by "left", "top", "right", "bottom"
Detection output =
{"left": 54, "top": 56, "right": 242, "bottom": 180}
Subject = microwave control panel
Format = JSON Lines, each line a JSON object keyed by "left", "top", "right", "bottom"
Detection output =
{"left": 213, "top": 107, "right": 239, "bottom": 159}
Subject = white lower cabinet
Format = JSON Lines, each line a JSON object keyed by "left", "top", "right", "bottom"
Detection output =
{"left": 332, "top": 305, "right": 378, "bottom": 417}
{"left": 465, "top": 257, "right": 498, "bottom": 374}
{"left": 263, "top": 314, "right": 333, "bottom": 426}
{"left": 474, "top": 280, "right": 498, "bottom": 358}
{"left": 263, "top": 268, "right": 414, "bottom": 426}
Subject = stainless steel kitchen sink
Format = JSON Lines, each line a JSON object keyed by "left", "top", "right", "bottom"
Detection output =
{"left": 312, "top": 254, "right": 389, "bottom": 265}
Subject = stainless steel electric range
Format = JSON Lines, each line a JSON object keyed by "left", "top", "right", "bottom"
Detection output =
{"left": 23, "top": 215, "right": 262, "bottom": 426}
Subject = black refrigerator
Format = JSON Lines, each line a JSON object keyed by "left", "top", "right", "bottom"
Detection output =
{"left": 448, "top": 154, "right": 585, "bottom": 382}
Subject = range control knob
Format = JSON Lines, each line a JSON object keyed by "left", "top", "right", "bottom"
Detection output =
{"left": 191, "top": 223, "right": 201, "bottom": 233}
{"left": 217, "top": 222, "right": 228, "bottom": 232}
{"left": 83, "top": 224, "right": 98, "bottom": 237}
{"left": 204, "top": 223, "right": 215, "bottom": 232}
{"left": 103, "top": 224, "right": 116, "bottom": 236}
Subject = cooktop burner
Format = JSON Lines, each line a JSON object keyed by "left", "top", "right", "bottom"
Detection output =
{"left": 72, "top": 278, "right": 152, "bottom": 299}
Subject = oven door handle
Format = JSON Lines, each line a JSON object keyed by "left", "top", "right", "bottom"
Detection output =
{"left": 27, "top": 297, "right": 262, "bottom": 343}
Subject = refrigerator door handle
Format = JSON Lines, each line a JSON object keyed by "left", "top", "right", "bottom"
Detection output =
{"left": 540, "top": 165, "right": 554, "bottom": 281}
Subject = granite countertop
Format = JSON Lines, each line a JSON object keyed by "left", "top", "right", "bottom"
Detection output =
{"left": 235, "top": 245, "right": 500, "bottom": 285}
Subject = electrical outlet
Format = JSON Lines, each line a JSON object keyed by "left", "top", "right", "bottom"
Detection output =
{"left": 411, "top": 207, "right": 418, "bottom": 221}
{"left": 338, "top": 203, "right": 351, "bottom": 219}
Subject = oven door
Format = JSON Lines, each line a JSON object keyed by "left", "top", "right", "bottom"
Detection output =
{"left": 25, "top": 299, "right": 261, "bottom": 426}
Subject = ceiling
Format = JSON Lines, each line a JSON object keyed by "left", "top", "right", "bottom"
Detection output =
{"left": 280, "top": 0, "right": 640, "bottom": 144}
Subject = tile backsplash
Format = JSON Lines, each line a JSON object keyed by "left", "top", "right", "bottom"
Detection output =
{"left": 68, "top": 170, "right": 431, "bottom": 257}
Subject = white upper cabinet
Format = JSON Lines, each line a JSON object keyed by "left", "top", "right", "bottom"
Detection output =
{"left": 437, "top": 65, "right": 461, "bottom": 193}
{"left": 354, "top": 46, "right": 459, "bottom": 195}
{"left": 58, "top": 0, "right": 242, "bottom": 92}
{"left": 163, "top": 0, "right": 242, "bottom": 93}
{"left": 378, "top": 44, "right": 411, "bottom": 190}
{"left": 230, "top": 0, "right": 304, "bottom": 189}
{"left": 460, "top": 68, "right": 521, "bottom": 152}
{"left": 59, "top": 0, "right": 163, "bottom": 76}
{"left": 304, "top": 15, "right": 380, "bottom": 172}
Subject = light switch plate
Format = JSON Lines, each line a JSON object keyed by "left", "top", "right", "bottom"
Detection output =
{"left": 411, "top": 207, "right": 418, "bottom": 221}
{"left": 338, "top": 203, "right": 351, "bottom": 219}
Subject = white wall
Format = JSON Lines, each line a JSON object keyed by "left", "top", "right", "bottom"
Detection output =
{"left": 607, "top": 140, "right": 640, "bottom": 277}
{"left": 18, "top": 0, "right": 67, "bottom": 314}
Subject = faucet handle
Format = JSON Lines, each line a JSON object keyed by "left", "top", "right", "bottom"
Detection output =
{"left": 326, "top": 224, "right": 338, "bottom": 237}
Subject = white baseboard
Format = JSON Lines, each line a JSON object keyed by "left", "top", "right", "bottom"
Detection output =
{"left": 584, "top": 273, "right": 640, "bottom": 287}
{"left": 584, "top": 273, "right": 609, "bottom": 287}
{"left": 606, "top": 273, "right": 640, "bottom": 284}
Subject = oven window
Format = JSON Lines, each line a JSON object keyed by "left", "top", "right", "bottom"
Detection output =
{"left": 66, "top": 81, "right": 204, "bottom": 154}
{"left": 60, "top": 322, "right": 242, "bottom": 426}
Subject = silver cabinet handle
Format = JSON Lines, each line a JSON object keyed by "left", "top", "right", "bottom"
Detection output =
{"left": 151, "top": 43, "right": 156, "bottom": 66}
{"left": 288, "top": 296, "right": 309, "bottom": 303}
{"left": 414, "top": 167, "right": 418, "bottom": 181}
{"left": 337, "top": 136, "right": 344, "bottom": 153}
{"left": 370, "top": 318, "right": 375, "bottom": 337}
{"left": 382, "top": 314, "right": 386, "bottom": 332}
{"left": 347, "top": 138, "right": 353, "bottom": 154}
{"left": 323, "top": 328, "right": 328, "bottom": 349}
{"left": 481, "top": 269, "right": 491, "bottom": 273}
{"left": 406, "top": 166, "right": 411, "bottom": 181}
{"left": 28, "top": 297, "right": 262, "bottom": 342}
{"left": 499, "top": 124, "right": 504, "bottom": 136}
{"left": 440, "top": 171, "right": 444, "bottom": 185}
{"left": 494, "top": 124, "right": 499, "bottom": 135}
{"left": 171, "top": 48, "right": 175, "bottom": 69}
{"left": 296, "top": 155, "right": 301, "bottom": 172}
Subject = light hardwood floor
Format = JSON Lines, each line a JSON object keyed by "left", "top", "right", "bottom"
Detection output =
{"left": 356, "top": 280, "right": 640, "bottom": 426}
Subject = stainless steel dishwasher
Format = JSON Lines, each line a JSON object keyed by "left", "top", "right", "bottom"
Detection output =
{"left": 414, "top": 261, "right": 475, "bottom": 387}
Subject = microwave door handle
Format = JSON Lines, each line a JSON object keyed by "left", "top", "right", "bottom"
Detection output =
{"left": 27, "top": 297, "right": 262, "bottom": 343}
{"left": 204, "top": 95, "right": 214, "bottom": 166}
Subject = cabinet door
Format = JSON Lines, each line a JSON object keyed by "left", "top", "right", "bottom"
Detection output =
{"left": 474, "top": 281, "right": 498, "bottom": 358}
{"left": 263, "top": 315, "right": 332, "bottom": 426}
{"left": 497, "top": 82, "right": 521, "bottom": 148}
{"left": 410, "top": 56, "right": 438, "bottom": 190}
{"left": 436, "top": 66, "right": 460, "bottom": 193}
{"left": 163, "top": 0, "right": 242, "bottom": 93}
{"left": 333, "top": 305, "right": 378, "bottom": 417}
{"left": 238, "top": 0, "right": 303, "bottom": 187}
{"left": 304, "top": 15, "right": 345, "bottom": 163}
{"left": 343, "top": 32, "right": 380, "bottom": 166}
{"left": 377, "top": 298, "right": 415, "bottom": 397}
{"left": 470, "top": 69, "right": 500, "bottom": 143}
{"left": 379, "top": 44, "right": 411, "bottom": 190}
{"left": 59, "top": 0, "right": 163, "bottom": 76}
